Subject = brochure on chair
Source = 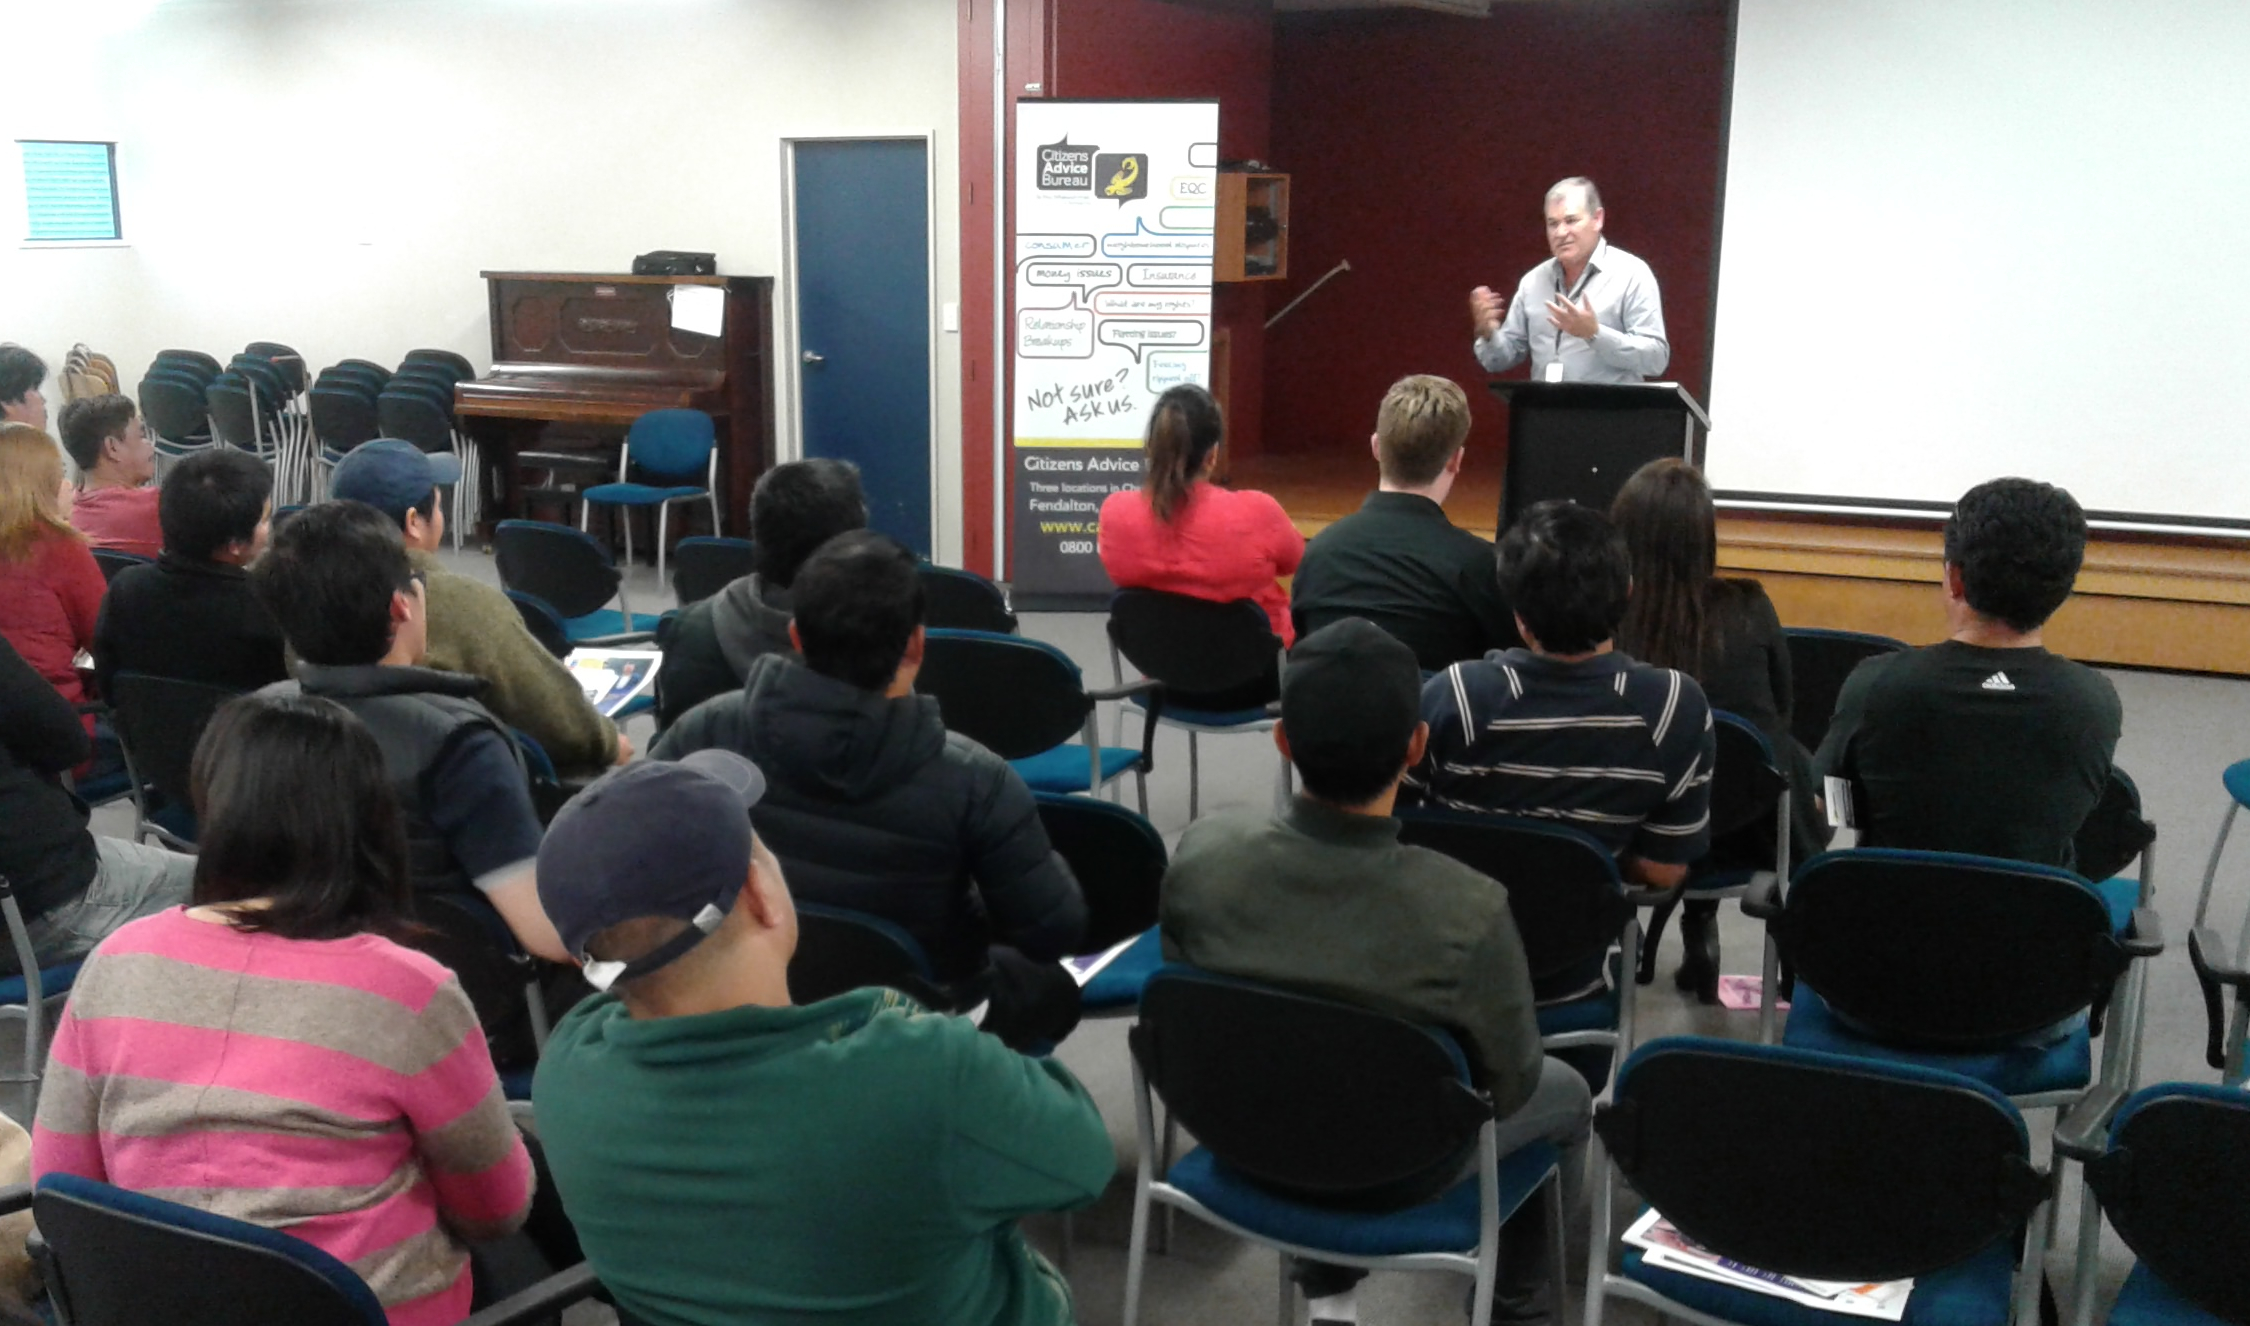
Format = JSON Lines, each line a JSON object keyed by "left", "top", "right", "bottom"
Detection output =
{"left": 1623, "top": 1209, "right": 1913, "bottom": 1320}
{"left": 567, "top": 649, "right": 663, "bottom": 718}
{"left": 1062, "top": 935, "right": 1140, "bottom": 987}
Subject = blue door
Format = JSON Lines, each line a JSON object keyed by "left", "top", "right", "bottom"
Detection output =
{"left": 793, "top": 139, "right": 933, "bottom": 554}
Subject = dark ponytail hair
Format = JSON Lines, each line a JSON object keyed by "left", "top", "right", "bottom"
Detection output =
{"left": 189, "top": 692, "right": 418, "bottom": 942}
{"left": 1610, "top": 457, "right": 1735, "bottom": 677}
{"left": 1140, "top": 384, "right": 1223, "bottom": 524}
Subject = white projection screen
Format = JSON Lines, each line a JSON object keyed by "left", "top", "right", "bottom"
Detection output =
{"left": 1704, "top": 1, "right": 2250, "bottom": 531}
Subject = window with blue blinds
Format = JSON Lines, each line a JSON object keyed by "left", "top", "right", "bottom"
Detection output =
{"left": 19, "top": 141, "right": 120, "bottom": 242}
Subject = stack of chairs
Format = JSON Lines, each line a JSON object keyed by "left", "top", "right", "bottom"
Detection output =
{"left": 374, "top": 349, "right": 479, "bottom": 544}
{"left": 306, "top": 359, "right": 392, "bottom": 497}
{"left": 137, "top": 350, "right": 222, "bottom": 473}
{"left": 58, "top": 343, "right": 119, "bottom": 404}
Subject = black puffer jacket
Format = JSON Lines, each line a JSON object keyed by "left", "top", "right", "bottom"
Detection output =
{"left": 651, "top": 652, "right": 1085, "bottom": 981}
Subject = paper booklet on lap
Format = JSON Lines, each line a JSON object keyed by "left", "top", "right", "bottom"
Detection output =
{"left": 566, "top": 649, "right": 663, "bottom": 718}
{"left": 1623, "top": 1209, "right": 1913, "bottom": 1320}
{"left": 1062, "top": 934, "right": 1140, "bottom": 987}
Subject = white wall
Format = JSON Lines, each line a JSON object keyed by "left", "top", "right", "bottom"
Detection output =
{"left": 0, "top": 0, "right": 966, "bottom": 559}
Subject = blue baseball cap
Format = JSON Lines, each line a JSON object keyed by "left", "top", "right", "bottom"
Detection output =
{"left": 329, "top": 438, "right": 463, "bottom": 525}
{"left": 536, "top": 750, "right": 768, "bottom": 990}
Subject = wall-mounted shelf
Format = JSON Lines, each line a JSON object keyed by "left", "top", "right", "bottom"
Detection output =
{"left": 1215, "top": 171, "right": 1288, "bottom": 283}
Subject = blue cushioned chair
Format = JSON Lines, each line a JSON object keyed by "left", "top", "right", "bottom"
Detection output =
{"left": 788, "top": 903, "right": 948, "bottom": 1009}
{"left": 919, "top": 562, "right": 1018, "bottom": 634}
{"left": 2057, "top": 1081, "right": 2250, "bottom": 1326}
{"left": 1123, "top": 966, "right": 1566, "bottom": 1326}
{"left": 1037, "top": 794, "right": 1167, "bottom": 1016}
{"left": 580, "top": 408, "right": 720, "bottom": 585}
{"left": 918, "top": 629, "right": 1154, "bottom": 808}
{"left": 90, "top": 548, "right": 153, "bottom": 584}
{"left": 1398, "top": 809, "right": 1666, "bottom": 1081}
{"left": 1742, "top": 848, "right": 2163, "bottom": 1107}
{"left": 1106, "top": 588, "right": 1289, "bottom": 821}
{"left": 1780, "top": 626, "right": 1907, "bottom": 755}
{"left": 670, "top": 535, "right": 756, "bottom": 606}
{"left": 1588, "top": 1037, "right": 2058, "bottom": 1326}
{"left": 0, "top": 874, "right": 81, "bottom": 1119}
{"left": 2190, "top": 758, "right": 2250, "bottom": 1086}
{"left": 109, "top": 672, "right": 241, "bottom": 848}
{"left": 32, "top": 1173, "right": 600, "bottom": 1326}
{"left": 493, "top": 520, "right": 661, "bottom": 643}
{"left": 1639, "top": 710, "right": 1792, "bottom": 1000}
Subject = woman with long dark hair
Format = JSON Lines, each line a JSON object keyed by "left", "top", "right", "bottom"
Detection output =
{"left": 1098, "top": 383, "right": 1304, "bottom": 644}
{"left": 1611, "top": 458, "right": 1826, "bottom": 1001}
{"left": 33, "top": 693, "right": 534, "bottom": 1325}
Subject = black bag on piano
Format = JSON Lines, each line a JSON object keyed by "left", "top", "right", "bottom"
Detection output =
{"left": 632, "top": 250, "right": 716, "bottom": 276}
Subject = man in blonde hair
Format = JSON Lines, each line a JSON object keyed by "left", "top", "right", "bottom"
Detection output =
{"left": 1291, "top": 374, "right": 1519, "bottom": 671}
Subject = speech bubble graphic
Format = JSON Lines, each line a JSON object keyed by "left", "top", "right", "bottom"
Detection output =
{"left": 1145, "top": 352, "right": 1204, "bottom": 393}
{"left": 1187, "top": 142, "right": 1219, "bottom": 169}
{"left": 1099, "top": 319, "right": 1207, "bottom": 363}
{"left": 1169, "top": 175, "right": 1213, "bottom": 202}
{"left": 1037, "top": 137, "right": 1098, "bottom": 192}
{"left": 1018, "top": 305, "right": 1094, "bottom": 359}
{"left": 1101, "top": 220, "right": 1216, "bottom": 259}
{"left": 1092, "top": 290, "right": 1210, "bottom": 317}
{"left": 1019, "top": 233, "right": 1096, "bottom": 259}
{"left": 1126, "top": 262, "right": 1211, "bottom": 289}
{"left": 1025, "top": 261, "right": 1123, "bottom": 300}
{"left": 1158, "top": 205, "right": 1214, "bottom": 232}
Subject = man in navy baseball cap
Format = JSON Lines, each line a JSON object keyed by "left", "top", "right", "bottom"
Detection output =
{"left": 530, "top": 747, "right": 1115, "bottom": 1326}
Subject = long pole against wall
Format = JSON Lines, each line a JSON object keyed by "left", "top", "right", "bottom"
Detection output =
{"left": 990, "top": 0, "right": 1009, "bottom": 577}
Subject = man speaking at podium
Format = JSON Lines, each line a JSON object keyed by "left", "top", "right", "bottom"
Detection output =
{"left": 1469, "top": 177, "right": 1670, "bottom": 384}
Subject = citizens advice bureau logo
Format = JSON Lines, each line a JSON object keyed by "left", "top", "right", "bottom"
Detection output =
{"left": 1037, "top": 137, "right": 1148, "bottom": 203}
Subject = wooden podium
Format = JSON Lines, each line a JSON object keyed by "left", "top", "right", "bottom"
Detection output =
{"left": 1488, "top": 381, "right": 1710, "bottom": 532}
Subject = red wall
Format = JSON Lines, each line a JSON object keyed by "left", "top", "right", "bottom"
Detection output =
{"left": 1265, "top": 2, "right": 1731, "bottom": 462}
{"left": 1051, "top": 0, "right": 1274, "bottom": 461}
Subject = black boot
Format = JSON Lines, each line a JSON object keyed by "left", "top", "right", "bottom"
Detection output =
{"left": 1674, "top": 899, "right": 1721, "bottom": 1005}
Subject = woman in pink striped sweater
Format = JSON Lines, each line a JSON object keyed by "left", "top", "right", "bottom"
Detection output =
{"left": 33, "top": 693, "right": 534, "bottom": 1326}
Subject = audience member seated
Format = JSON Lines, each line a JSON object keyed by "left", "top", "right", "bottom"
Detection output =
{"left": 1291, "top": 375, "right": 1519, "bottom": 670}
{"left": 0, "top": 634, "right": 192, "bottom": 973}
{"left": 1162, "top": 617, "right": 1588, "bottom": 1326}
{"left": 251, "top": 501, "right": 568, "bottom": 1016}
{"left": 1099, "top": 382, "right": 1304, "bottom": 647}
{"left": 92, "top": 446, "right": 285, "bottom": 697}
{"left": 32, "top": 692, "right": 534, "bottom": 1325}
{"left": 59, "top": 394, "right": 160, "bottom": 558}
{"left": 0, "top": 345, "right": 44, "bottom": 430}
{"left": 652, "top": 530, "right": 1087, "bottom": 1050}
{"left": 653, "top": 457, "right": 865, "bottom": 729}
{"left": 1404, "top": 499, "right": 1714, "bottom": 929}
{"left": 532, "top": 751, "right": 1113, "bottom": 1326}
{"left": 1610, "top": 458, "right": 1827, "bottom": 1000}
{"left": 0, "top": 423, "right": 107, "bottom": 744}
{"left": 331, "top": 439, "right": 630, "bottom": 777}
{"left": 1813, "top": 477, "right": 2119, "bottom": 868}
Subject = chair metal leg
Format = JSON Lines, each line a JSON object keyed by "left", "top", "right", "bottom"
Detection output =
{"left": 2012, "top": 1191, "right": 2056, "bottom": 1326}
{"left": 2067, "top": 1162, "right": 2104, "bottom": 1326}
{"left": 1188, "top": 731, "right": 1201, "bottom": 820}
{"left": 2197, "top": 800, "right": 2240, "bottom": 927}
{"left": 1547, "top": 1172, "right": 1571, "bottom": 1326}
{"left": 1157, "top": 1109, "right": 1180, "bottom": 1254}
{"left": 657, "top": 502, "right": 671, "bottom": 589}
{"left": 1276, "top": 1253, "right": 1295, "bottom": 1326}
{"left": 1123, "top": 1059, "right": 1158, "bottom": 1326}
{"left": 1582, "top": 1130, "right": 1614, "bottom": 1326}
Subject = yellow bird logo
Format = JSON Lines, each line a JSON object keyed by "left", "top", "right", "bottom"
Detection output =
{"left": 1103, "top": 157, "right": 1140, "bottom": 197}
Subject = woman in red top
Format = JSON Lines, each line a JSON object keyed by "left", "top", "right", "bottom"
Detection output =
{"left": 0, "top": 423, "right": 108, "bottom": 724}
{"left": 1098, "top": 384, "right": 1303, "bottom": 644}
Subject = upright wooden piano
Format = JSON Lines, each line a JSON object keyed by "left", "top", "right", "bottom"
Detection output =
{"left": 455, "top": 272, "right": 776, "bottom": 538}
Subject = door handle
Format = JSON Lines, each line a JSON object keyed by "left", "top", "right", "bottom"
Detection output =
{"left": 802, "top": 350, "right": 825, "bottom": 365}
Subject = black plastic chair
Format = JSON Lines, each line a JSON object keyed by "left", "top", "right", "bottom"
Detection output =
{"left": 108, "top": 673, "right": 241, "bottom": 848}
{"left": 1106, "top": 588, "right": 1287, "bottom": 819}
{"left": 670, "top": 535, "right": 757, "bottom": 606}
{"left": 150, "top": 348, "right": 222, "bottom": 382}
{"left": 788, "top": 903, "right": 946, "bottom": 1008}
{"left": 32, "top": 1173, "right": 599, "bottom": 1326}
{"left": 1122, "top": 966, "right": 1567, "bottom": 1326}
{"left": 493, "top": 520, "right": 659, "bottom": 642}
{"left": 0, "top": 874, "right": 84, "bottom": 1119}
{"left": 1744, "top": 848, "right": 2162, "bottom": 1106}
{"left": 334, "top": 358, "right": 393, "bottom": 388}
{"left": 1638, "top": 710, "right": 1791, "bottom": 991}
{"left": 1587, "top": 1037, "right": 2054, "bottom": 1326}
{"left": 402, "top": 347, "right": 476, "bottom": 381}
{"left": 917, "top": 628, "right": 1154, "bottom": 807}
{"left": 1399, "top": 808, "right": 1660, "bottom": 1071}
{"left": 1038, "top": 792, "right": 1166, "bottom": 952}
{"left": 204, "top": 374, "right": 270, "bottom": 458}
{"left": 1781, "top": 626, "right": 1907, "bottom": 754}
{"left": 920, "top": 563, "right": 1018, "bottom": 633}
{"left": 90, "top": 548, "right": 153, "bottom": 583}
{"left": 2057, "top": 1081, "right": 2250, "bottom": 1326}
{"left": 377, "top": 386, "right": 473, "bottom": 544}
{"left": 506, "top": 590, "right": 574, "bottom": 660}
{"left": 307, "top": 389, "right": 382, "bottom": 495}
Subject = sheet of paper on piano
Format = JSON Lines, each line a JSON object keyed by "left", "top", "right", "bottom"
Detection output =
{"left": 670, "top": 284, "right": 726, "bottom": 337}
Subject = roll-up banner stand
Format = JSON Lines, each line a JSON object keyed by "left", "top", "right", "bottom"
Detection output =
{"left": 1010, "top": 99, "right": 1218, "bottom": 610}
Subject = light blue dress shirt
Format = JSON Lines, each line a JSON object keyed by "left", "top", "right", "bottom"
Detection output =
{"left": 1473, "top": 237, "right": 1670, "bottom": 383}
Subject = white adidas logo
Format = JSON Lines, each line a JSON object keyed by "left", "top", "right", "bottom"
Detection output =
{"left": 1981, "top": 672, "right": 2016, "bottom": 692}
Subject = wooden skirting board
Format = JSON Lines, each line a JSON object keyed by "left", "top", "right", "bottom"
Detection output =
{"left": 1718, "top": 513, "right": 2250, "bottom": 676}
